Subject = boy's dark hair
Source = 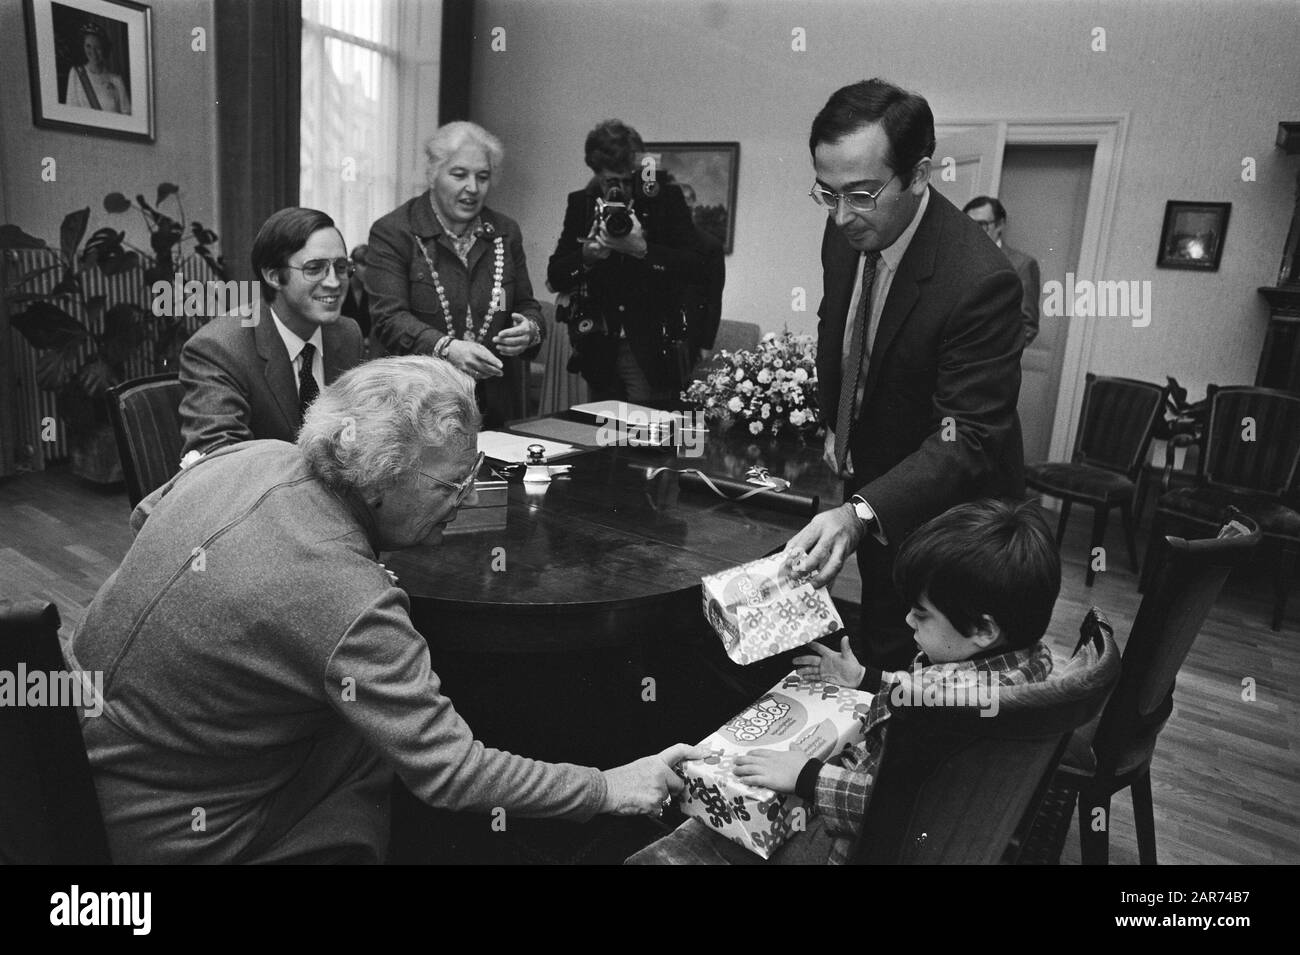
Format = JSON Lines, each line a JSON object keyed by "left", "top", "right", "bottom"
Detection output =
{"left": 809, "top": 78, "right": 936, "bottom": 182}
{"left": 250, "top": 207, "right": 337, "bottom": 303}
{"left": 962, "top": 195, "right": 1007, "bottom": 222}
{"left": 893, "top": 498, "right": 1061, "bottom": 651}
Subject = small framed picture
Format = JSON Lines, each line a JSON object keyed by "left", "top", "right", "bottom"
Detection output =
{"left": 642, "top": 141, "right": 740, "bottom": 254}
{"left": 24, "top": 0, "right": 154, "bottom": 142}
{"left": 1157, "top": 201, "right": 1230, "bottom": 271}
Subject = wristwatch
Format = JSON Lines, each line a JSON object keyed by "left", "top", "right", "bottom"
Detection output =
{"left": 846, "top": 494, "right": 878, "bottom": 533}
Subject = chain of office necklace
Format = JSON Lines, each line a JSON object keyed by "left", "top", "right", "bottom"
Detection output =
{"left": 412, "top": 232, "right": 505, "bottom": 343}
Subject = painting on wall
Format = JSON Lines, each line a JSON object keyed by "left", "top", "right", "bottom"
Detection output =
{"left": 1157, "top": 201, "right": 1230, "bottom": 271}
{"left": 642, "top": 142, "right": 740, "bottom": 254}
{"left": 24, "top": 0, "right": 154, "bottom": 142}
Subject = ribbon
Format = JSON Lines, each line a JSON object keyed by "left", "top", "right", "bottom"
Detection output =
{"left": 646, "top": 467, "right": 782, "bottom": 503}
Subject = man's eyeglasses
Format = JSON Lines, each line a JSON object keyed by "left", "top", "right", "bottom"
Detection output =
{"left": 809, "top": 174, "right": 898, "bottom": 214}
{"left": 417, "top": 450, "right": 485, "bottom": 507}
{"left": 283, "top": 258, "right": 356, "bottom": 281}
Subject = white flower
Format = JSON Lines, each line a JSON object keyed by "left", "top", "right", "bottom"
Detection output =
{"left": 727, "top": 396, "right": 744, "bottom": 413}
{"left": 760, "top": 403, "right": 771, "bottom": 419}
{"left": 734, "top": 368, "right": 746, "bottom": 382}
{"left": 740, "top": 380, "right": 755, "bottom": 395}
{"left": 761, "top": 331, "right": 777, "bottom": 343}
{"left": 773, "top": 358, "right": 784, "bottom": 369}
{"left": 790, "top": 409, "right": 807, "bottom": 427}
{"left": 749, "top": 420, "right": 764, "bottom": 435}
{"left": 793, "top": 367, "right": 809, "bottom": 384}
{"left": 757, "top": 368, "right": 772, "bottom": 384}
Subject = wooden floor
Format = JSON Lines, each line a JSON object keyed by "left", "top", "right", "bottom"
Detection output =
{"left": 2, "top": 465, "right": 1297, "bottom": 864}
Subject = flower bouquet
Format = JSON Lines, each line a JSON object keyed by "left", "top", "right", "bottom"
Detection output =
{"left": 682, "top": 330, "right": 821, "bottom": 440}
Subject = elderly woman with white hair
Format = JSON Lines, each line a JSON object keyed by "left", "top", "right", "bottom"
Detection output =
{"left": 366, "top": 121, "right": 544, "bottom": 428}
{"left": 69, "top": 356, "right": 698, "bottom": 863}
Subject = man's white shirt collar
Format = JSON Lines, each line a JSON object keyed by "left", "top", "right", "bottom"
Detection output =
{"left": 269, "top": 307, "right": 323, "bottom": 363}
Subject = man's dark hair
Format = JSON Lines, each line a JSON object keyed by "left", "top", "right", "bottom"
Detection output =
{"left": 809, "top": 78, "right": 936, "bottom": 182}
{"left": 893, "top": 498, "right": 1061, "bottom": 651}
{"left": 963, "top": 195, "right": 1007, "bottom": 223}
{"left": 584, "top": 119, "right": 645, "bottom": 174}
{"left": 250, "top": 207, "right": 337, "bottom": 302}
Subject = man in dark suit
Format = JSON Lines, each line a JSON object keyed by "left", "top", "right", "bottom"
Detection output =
{"left": 788, "top": 79, "right": 1026, "bottom": 674}
{"left": 963, "top": 196, "right": 1042, "bottom": 345}
{"left": 547, "top": 120, "right": 703, "bottom": 408}
{"left": 179, "top": 208, "right": 364, "bottom": 458}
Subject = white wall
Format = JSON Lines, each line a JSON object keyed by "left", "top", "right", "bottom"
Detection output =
{"left": 469, "top": 0, "right": 1300, "bottom": 404}
{"left": 0, "top": 0, "right": 219, "bottom": 255}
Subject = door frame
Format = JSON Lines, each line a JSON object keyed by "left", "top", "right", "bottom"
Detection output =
{"left": 935, "top": 114, "right": 1130, "bottom": 463}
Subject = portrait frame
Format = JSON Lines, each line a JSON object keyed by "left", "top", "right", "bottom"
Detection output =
{"left": 24, "top": 0, "right": 155, "bottom": 142}
{"left": 642, "top": 141, "right": 740, "bottom": 254}
{"left": 1157, "top": 201, "right": 1230, "bottom": 271}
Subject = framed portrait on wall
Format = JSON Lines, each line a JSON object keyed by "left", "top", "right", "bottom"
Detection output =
{"left": 1157, "top": 201, "right": 1230, "bottom": 271}
{"left": 23, "top": 0, "right": 155, "bottom": 142}
{"left": 642, "top": 142, "right": 740, "bottom": 254}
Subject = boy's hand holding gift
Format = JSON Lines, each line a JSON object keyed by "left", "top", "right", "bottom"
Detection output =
{"left": 733, "top": 749, "right": 811, "bottom": 793}
{"left": 793, "top": 634, "right": 866, "bottom": 688}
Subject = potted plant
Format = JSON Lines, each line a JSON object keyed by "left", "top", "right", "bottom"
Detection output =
{"left": 0, "top": 184, "right": 223, "bottom": 482}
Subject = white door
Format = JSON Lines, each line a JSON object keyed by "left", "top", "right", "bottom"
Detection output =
{"left": 930, "top": 124, "right": 1006, "bottom": 208}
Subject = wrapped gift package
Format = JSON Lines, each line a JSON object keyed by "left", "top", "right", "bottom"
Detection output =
{"left": 677, "top": 672, "right": 873, "bottom": 858}
{"left": 702, "top": 552, "right": 843, "bottom": 664}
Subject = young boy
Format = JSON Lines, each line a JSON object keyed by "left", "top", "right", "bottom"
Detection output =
{"left": 628, "top": 498, "right": 1061, "bottom": 865}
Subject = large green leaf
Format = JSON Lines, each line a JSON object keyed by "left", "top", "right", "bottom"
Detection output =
{"left": 60, "top": 209, "right": 90, "bottom": 264}
{"left": 11, "top": 301, "right": 89, "bottom": 350}
{"left": 103, "top": 192, "right": 132, "bottom": 214}
{"left": 101, "top": 303, "right": 147, "bottom": 366}
{"left": 76, "top": 355, "right": 117, "bottom": 398}
{"left": 0, "top": 224, "right": 49, "bottom": 250}
{"left": 34, "top": 340, "right": 83, "bottom": 392}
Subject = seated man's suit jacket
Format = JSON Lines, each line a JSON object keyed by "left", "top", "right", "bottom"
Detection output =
{"left": 816, "top": 188, "right": 1026, "bottom": 669}
{"left": 179, "top": 306, "right": 364, "bottom": 457}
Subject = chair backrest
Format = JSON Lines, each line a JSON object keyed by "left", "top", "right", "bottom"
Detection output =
{"left": 1200, "top": 385, "right": 1300, "bottom": 495}
{"left": 537, "top": 300, "right": 591, "bottom": 416}
{"left": 852, "top": 609, "right": 1121, "bottom": 864}
{"left": 712, "top": 320, "right": 761, "bottom": 355}
{"left": 106, "top": 373, "right": 185, "bottom": 508}
{"left": 0, "top": 600, "right": 112, "bottom": 864}
{"left": 1072, "top": 373, "right": 1168, "bottom": 477}
{"left": 1090, "top": 513, "right": 1261, "bottom": 774}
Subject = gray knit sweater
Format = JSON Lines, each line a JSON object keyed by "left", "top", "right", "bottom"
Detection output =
{"left": 68, "top": 440, "right": 605, "bottom": 863}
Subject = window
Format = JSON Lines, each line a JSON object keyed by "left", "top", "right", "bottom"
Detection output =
{"left": 300, "top": 0, "right": 401, "bottom": 250}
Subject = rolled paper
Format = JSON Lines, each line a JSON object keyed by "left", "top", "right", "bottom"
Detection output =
{"left": 664, "top": 467, "right": 819, "bottom": 518}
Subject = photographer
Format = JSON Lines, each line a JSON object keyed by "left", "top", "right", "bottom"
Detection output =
{"left": 547, "top": 120, "right": 704, "bottom": 408}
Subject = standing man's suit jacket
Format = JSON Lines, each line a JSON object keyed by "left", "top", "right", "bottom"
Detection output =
{"left": 1002, "top": 244, "right": 1041, "bottom": 346}
{"left": 816, "top": 189, "right": 1025, "bottom": 666}
{"left": 179, "top": 306, "right": 364, "bottom": 457}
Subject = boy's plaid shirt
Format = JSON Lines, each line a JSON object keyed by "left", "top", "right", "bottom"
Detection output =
{"left": 816, "top": 641, "right": 1054, "bottom": 864}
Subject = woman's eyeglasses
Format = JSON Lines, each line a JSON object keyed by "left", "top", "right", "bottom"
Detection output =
{"left": 417, "top": 451, "right": 485, "bottom": 506}
{"left": 283, "top": 258, "right": 356, "bottom": 281}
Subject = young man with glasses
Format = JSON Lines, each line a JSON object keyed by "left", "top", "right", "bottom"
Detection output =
{"left": 179, "top": 207, "right": 365, "bottom": 459}
{"left": 784, "top": 79, "right": 1026, "bottom": 673}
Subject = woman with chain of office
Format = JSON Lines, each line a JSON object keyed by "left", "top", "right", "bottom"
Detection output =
{"left": 366, "top": 121, "right": 544, "bottom": 428}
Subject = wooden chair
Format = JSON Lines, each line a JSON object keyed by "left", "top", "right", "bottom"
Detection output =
{"left": 850, "top": 608, "right": 1120, "bottom": 864}
{"left": 1026, "top": 374, "right": 1168, "bottom": 586}
{"left": 105, "top": 373, "right": 185, "bottom": 508}
{"left": 1146, "top": 385, "right": 1300, "bottom": 629}
{"left": 1057, "top": 512, "right": 1261, "bottom": 864}
{"left": 0, "top": 600, "right": 112, "bottom": 864}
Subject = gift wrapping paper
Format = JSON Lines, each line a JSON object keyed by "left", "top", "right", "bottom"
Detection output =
{"left": 702, "top": 552, "right": 843, "bottom": 665}
{"left": 677, "top": 672, "right": 872, "bottom": 858}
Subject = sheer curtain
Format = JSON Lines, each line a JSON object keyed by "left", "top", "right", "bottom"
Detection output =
{"left": 299, "top": 0, "right": 402, "bottom": 250}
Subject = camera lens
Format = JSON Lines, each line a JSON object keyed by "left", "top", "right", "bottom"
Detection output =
{"left": 604, "top": 209, "right": 633, "bottom": 237}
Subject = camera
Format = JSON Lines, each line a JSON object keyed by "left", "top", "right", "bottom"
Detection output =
{"left": 596, "top": 186, "right": 634, "bottom": 238}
